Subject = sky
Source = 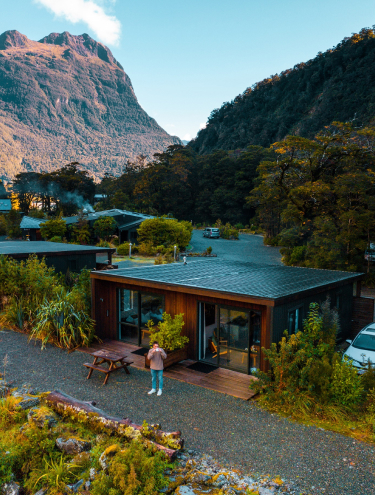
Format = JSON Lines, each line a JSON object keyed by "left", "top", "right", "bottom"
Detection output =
{"left": 1, "top": 0, "right": 375, "bottom": 141}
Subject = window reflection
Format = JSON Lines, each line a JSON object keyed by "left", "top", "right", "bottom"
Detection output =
{"left": 119, "top": 289, "right": 139, "bottom": 344}
{"left": 141, "top": 294, "right": 164, "bottom": 346}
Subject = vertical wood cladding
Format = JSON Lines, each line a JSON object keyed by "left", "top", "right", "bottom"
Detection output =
{"left": 92, "top": 278, "right": 269, "bottom": 368}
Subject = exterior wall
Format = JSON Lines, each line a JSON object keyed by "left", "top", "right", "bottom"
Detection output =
{"left": 91, "top": 278, "right": 271, "bottom": 370}
{"left": 272, "top": 283, "right": 354, "bottom": 343}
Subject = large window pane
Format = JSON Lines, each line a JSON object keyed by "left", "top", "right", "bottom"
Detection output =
{"left": 119, "top": 289, "right": 139, "bottom": 344}
{"left": 140, "top": 293, "right": 164, "bottom": 346}
{"left": 250, "top": 311, "right": 261, "bottom": 372}
{"left": 219, "top": 308, "right": 249, "bottom": 372}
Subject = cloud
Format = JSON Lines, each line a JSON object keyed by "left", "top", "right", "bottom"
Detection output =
{"left": 200, "top": 123, "right": 207, "bottom": 130}
{"left": 183, "top": 134, "right": 191, "bottom": 141}
{"left": 34, "top": 0, "right": 121, "bottom": 45}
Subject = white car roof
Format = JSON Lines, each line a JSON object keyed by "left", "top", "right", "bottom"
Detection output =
{"left": 360, "top": 323, "right": 375, "bottom": 335}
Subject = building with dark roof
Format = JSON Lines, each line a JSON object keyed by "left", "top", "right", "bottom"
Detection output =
{"left": 20, "top": 209, "right": 154, "bottom": 241}
{"left": 0, "top": 241, "right": 115, "bottom": 273}
{"left": 91, "top": 259, "right": 364, "bottom": 375}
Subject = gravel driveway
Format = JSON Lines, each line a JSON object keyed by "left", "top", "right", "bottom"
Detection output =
{"left": 1, "top": 330, "right": 374, "bottom": 495}
{"left": 190, "top": 230, "right": 282, "bottom": 265}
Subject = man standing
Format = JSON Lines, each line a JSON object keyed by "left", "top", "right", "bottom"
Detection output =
{"left": 147, "top": 341, "right": 167, "bottom": 396}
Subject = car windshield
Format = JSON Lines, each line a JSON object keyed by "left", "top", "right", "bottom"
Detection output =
{"left": 353, "top": 334, "right": 375, "bottom": 351}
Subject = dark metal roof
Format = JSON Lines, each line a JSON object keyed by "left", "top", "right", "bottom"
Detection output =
{"left": 93, "top": 259, "right": 363, "bottom": 301}
{"left": 0, "top": 241, "right": 115, "bottom": 256}
{"left": 118, "top": 219, "right": 144, "bottom": 230}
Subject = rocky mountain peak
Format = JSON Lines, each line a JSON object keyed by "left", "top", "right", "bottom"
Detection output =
{"left": 39, "top": 31, "right": 123, "bottom": 68}
{"left": 0, "top": 30, "right": 30, "bottom": 50}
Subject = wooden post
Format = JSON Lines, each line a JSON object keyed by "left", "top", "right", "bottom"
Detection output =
{"left": 260, "top": 306, "right": 273, "bottom": 373}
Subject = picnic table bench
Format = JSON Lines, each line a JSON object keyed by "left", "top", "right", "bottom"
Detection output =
{"left": 84, "top": 349, "right": 133, "bottom": 385}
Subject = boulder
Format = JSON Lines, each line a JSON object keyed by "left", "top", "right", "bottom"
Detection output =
{"left": 28, "top": 408, "right": 57, "bottom": 428}
{"left": 18, "top": 397, "right": 40, "bottom": 410}
{"left": 34, "top": 490, "right": 47, "bottom": 495}
{"left": 55, "top": 438, "right": 91, "bottom": 455}
{"left": 0, "top": 481, "right": 21, "bottom": 495}
{"left": 174, "top": 486, "right": 197, "bottom": 495}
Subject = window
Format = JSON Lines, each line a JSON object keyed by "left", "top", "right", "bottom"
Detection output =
{"left": 118, "top": 289, "right": 164, "bottom": 346}
{"left": 288, "top": 307, "right": 302, "bottom": 334}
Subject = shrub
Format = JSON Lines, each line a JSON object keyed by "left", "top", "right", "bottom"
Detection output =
{"left": 96, "top": 240, "right": 110, "bottom": 248}
{"left": 137, "top": 217, "right": 192, "bottom": 250}
{"left": 330, "top": 357, "right": 365, "bottom": 406}
{"left": 219, "top": 222, "right": 239, "bottom": 240}
{"left": 138, "top": 241, "right": 157, "bottom": 256}
{"left": 117, "top": 242, "right": 130, "bottom": 256}
{"left": 206, "top": 246, "right": 212, "bottom": 255}
{"left": 28, "top": 209, "right": 45, "bottom": 219}
{"left": 235, "top": 223, "right": 244, "bottom": 230}
{"left": 0, "top": 215, "right": 6, "bottom": 236}
{"left": 40, "top": 217, "right": 67, "bottom": 240}
{"left": 146, "top": 312, "right": 189, "bottom": 351}
{"left": 90, "top": 442, "right": 168, "bottom": 495}
{"left": 93, "top": 216, "right": 117, "bottom": 240}
{"left": 29, "top": 289, "right": 95, "bottom": 349}
{"left": 49, "top": 236, "right": 63, "bottom": 243}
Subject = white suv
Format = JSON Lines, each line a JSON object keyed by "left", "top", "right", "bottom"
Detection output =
{"left": 343, "top": 323, "right": 375, "bottom": 369}
{"left": 203, "top": 227, "right": 220, "bottom": 238}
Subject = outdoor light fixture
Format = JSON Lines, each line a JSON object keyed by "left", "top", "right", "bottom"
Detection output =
{"left": 174, "top": 245, "right": 177, "bottom": 261}
{"left": 129, "top": 243, "right": 132, "bottom": 257}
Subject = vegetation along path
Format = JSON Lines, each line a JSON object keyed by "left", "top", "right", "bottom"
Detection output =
{"left": 1, "top": 329, "right": 374, "bottom": 495}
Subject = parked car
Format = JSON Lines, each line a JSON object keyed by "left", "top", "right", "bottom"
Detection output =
{"left": 343, "top": 323, "right": 375, "bottom": 369}
{"left": 203, "top": 227, "right": 220, "bottom": 238}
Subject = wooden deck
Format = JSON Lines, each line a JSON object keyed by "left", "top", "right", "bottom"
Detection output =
{"left": 78, "top": 340, "right": 257, "bottom": 400}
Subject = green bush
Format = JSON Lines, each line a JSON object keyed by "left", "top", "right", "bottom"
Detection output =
{"left": 93, "top": 216, "right": 117, "bottom": 240}
{"left": 117, "top": 242, "right": 138, "bottom": 256}
{"left": 137, "top": 241, "right": 157, "bottom": 256}
{"left": 217, "top": 222, "right": 239, "bottom": 240}
{"left": 137, "top": 217, "right": 192, "bottom": 250}
{"left": 0, "top": 215, "right": 6, "bottom": 236}
{"left": 90, "top": 442, "right": 169, "bottom": 495}
{"left": 40, "top": 217, "right": 67, "bottom": 240}
{"left": 49, "top": 236, "right": 63, "bottom": 243}
{"left": 146, "top": 313, "right": 189, "bottom": 351}
{"left": 206, "top": 246, "right": 212, "bottom": 255}
{"left": 330, "top": 357, "right": 365, "bottom": 406}
{"left": 29, "top": 289, "right": 95, "bottom": 349}
{"left": 96, "top": 240, "right": 110, "bottom": 248}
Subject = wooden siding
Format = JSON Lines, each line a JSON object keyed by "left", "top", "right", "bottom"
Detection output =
{"left": 91, "top": 278, "right": 270, "bottom": 370}
{"left": 351, "top": 297, "right": 374, "bottom": 338}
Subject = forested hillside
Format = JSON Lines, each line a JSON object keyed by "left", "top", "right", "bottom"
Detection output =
{"left": 190, "top": 28, "right": 375, "bottom": 154}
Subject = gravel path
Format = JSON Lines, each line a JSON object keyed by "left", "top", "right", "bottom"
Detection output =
{"left": 1, "top": 330, "right": 374, "bottom": 495}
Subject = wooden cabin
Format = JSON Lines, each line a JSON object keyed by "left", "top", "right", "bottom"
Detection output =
{"left": 0, "top": 241, "right": 115, "bottom": 273}
{"left": 90, "top": 259, "right": 364, "bottom": 375}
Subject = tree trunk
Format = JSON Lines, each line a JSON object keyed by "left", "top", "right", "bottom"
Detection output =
{"left": 45, "top": 390, "right": 183, "bottom": 460}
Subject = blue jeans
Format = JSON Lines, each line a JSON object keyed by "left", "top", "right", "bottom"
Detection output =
{"left": 151, "top": 369, "right": 163, "bottom": 391}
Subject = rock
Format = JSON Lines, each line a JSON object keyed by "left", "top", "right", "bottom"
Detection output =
{"left": 34, "top": 490, "right": 47, "bottom": 495}
{"left": 56, "top": 438, "right": 91, "bottom": 455}
{"left": 212, "top": 473, "right": 227, "bottom": 487}
{"left": 187, "top": 472, "right": 211, "bottom": 484}
{"left": 28, "top": 408, "right": 57, "bottom": 429}
{"left": 66, "top": 479, "right": 84, "bottom": 493}
{"left": 99, "top": 444, "right": 120, "bottom": 471}
{"left": 94, "top": 434, "right": 108, "bottom": 445}
{"left": 18, "top": 397, "right": 40, "bottom": 410}
{"left": 84, "top": 481, "right": 91, "bottom": 491}
{"left": 174, "top": 486, "right": 197, "bottom": 495}
{"left": 89, "top": 468, "right": 97, "bottom": 481}
{"left": 258, "top": 488, "right": 275, "bottom": 495}
{"left": 0, "top": 481, "right": 21, "bottom": 495}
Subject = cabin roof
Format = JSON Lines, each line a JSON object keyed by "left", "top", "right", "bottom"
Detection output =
{"left": 0, "top": 241, "right": 115, "bottom": 257}
{"left": 92, "top": 259, "right": 363, "bottom": 301}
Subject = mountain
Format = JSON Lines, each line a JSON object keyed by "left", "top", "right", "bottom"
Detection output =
{"left": 190, "top": 28, "right": 375, "bottom": 154}
{"left": 0, "top": 30, "right": 181, "bottom": 180}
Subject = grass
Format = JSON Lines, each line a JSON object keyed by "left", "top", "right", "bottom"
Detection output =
{"left": 256, "top": 394, "right": 375, "bottom": 444}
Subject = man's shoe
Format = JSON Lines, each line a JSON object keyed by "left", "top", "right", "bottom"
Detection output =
{"left": 148, "top": 389, "right": 156, "bottom": 395}
{"left": 157, "top": 389, "right": 162, "bottom": 396}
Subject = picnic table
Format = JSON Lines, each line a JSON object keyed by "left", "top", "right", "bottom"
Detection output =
{"left": 83, "top": 349, "right": 133, "bottom": 385}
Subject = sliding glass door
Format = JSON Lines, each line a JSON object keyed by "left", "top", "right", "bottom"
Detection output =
{"left": 118, "top": 289, "right": 164, "bottom": 346}
{"left": 198, "top": 302, "right": 261, "bottom": 374}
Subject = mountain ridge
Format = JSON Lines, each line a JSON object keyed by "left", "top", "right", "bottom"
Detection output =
{"left": 190, "top": 27, "right": 375, "bottom": 154}
{"left": 0, "top": 30, "right": 181, "bottom": 180}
